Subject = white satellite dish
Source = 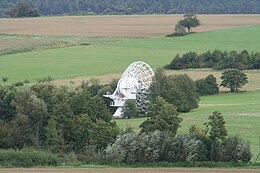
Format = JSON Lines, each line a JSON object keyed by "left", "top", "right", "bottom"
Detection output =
{"left": 104, "top": 61, "right": 154, "bottom": 118}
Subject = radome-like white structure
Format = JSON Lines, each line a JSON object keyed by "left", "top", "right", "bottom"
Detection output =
{"left": 104, "top": 61, "right": 154, "bottom": 118}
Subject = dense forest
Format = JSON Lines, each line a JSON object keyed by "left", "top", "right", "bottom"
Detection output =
{"left": 1, "top": 0, "right": 260, "bottom": 17}
{"left": 0, "top": 71, "right": 251, "bottom": 166}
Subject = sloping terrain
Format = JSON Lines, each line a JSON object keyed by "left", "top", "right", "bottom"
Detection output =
{"left": 0, "top": 15, "right": 260, "bottom": 37}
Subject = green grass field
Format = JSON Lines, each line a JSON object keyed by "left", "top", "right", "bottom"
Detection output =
{"left": 116, "top": 91, "right": 260, "bottom": 157}
{"left": 0, "top": 24, "right": 259, "bottom": 159}
{"left": 0, "top": 26, "right": 260, "bottom": 83}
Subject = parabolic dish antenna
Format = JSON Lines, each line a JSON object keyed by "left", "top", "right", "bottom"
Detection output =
{"left": 104, "top": 61, "right": 154, "bottom": 118}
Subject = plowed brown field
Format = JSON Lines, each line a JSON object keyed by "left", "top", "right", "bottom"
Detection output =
{"left": 0, "top": 168, "right": 259, "bottom": 173}
{"left": 1, "top": 14, "right": 260, "bottom": 37}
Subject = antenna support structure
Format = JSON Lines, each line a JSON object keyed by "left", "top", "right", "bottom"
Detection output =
{"left": 104, "top": 61, "right": 154, "bottom": 118}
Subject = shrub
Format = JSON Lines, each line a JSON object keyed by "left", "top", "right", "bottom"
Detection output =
{"left": 0, "top": 148, "right": 60, "bottom": 167}
{"left": 167, "top": 74, "right": 199, "bottom": 112}
{"left": 90, "top": 120, "right": 119, "bottom": 149}
{"left": 122, "top": 100, "right": 138, "bottom": 119}
{"left": 104, "top": 131, "right": 210, "bottom": 164}
{"left": 77, "top": 145, "right": 105, "bottom": 164}
{"left": 60, "top": 152, "right": 81, "bottom": 166}
{"left": 218, "top": 136, "right": 252, "bottom": 162}
{"left": 140, "top": 97, "right": 182, "bottom": 135}
{"left": 36, "top": 76, "right": 54, "bottom": 83}
{"left": 105, "top": 133, "right": 138, "bottom": 163}
{"left": 2, "top": 77, "right": 8, "bottom": 83}
{"left": 150, "top": 69, "right": 199, "bottom": 112}
{"left": 170, "top": 135, "right": 207, "bottom": 162}
{"left": 135, "top": 132, "right": 160, "bottom": 162}
{"left": 173, "top": 23, "right": 187, "bottom": 36}
{"left": 196, "top": 75, "right": 219, "bottom": 96}
{"left": 105, "top": 132, "right": 161, "bottom": 163}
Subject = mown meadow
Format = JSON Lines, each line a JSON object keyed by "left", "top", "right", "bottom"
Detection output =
{"left": 116, "top": 91, "right": 260, "bottom": 156}
{"left": 0, "top": 26, "right": 260, "bottom": 83}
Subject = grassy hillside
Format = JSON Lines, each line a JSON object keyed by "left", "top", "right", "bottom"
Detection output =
{"left": 0, "top": 26, "right": 260, "bottom": 83}
{"left": 116, "top": 91, "right": 260, "bottom": 156}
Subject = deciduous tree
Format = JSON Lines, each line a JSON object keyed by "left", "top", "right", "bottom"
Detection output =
{"left": 220, "top": 68, "right": 248, "bottom": 92}
{"left": 5, "top": 1, "right": 40, "bottom": 17}
{"left": 150, "top": 69, "right": 199, "bottom": 112}
{"left": 140, "top": 97, "right": 182, "bottom": 135}
{"left": 122, "top": 100, "right": 138, "bottom": 119}
{"left": 178, "top": 14, "right": 200, "bottom": 33}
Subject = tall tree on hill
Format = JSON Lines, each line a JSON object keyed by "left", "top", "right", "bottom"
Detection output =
{"left": 178, "top": 14, "right": 200, "bottom": 33}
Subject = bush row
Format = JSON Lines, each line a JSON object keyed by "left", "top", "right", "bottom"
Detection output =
{"left": 165, "top": 50, "right": 260, "bottom": 70}
{"left": 104, "top": 132, "right": 251, "bottom": 164}
{"left": 0, "top": 148, "right": 60, "bottom": 167}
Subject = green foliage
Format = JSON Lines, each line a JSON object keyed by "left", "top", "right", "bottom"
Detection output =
{"left": 168, "top": 74, "right": 199, "bottom": 112}
{"left": 105, "top": 131, "right": 209, "bottom": 164}
{"left": 36, "top": 76, "right": 54, "bottom": 83}
{"left": 105, "top": 131, "right": 161, "bottom": 163}
{"left": 2, "top": 77, "right": 8, "bottom": 83}
{"left": 12, "top": 88, "right": 49, "bottom": 147}
{"left": 220, "top": 68, "right": 248, "bottom": 92}
{"left": 0, "top": 82, "right": 119, "bottom": 152}
{"left": 204, "top": 111, "right": 228, "bottom": 161}
{"left": 218, "top": 136, "right": 252, "bottom": 162}
{"left": 2, "top": 0, "right": 260, "bottom": 17}
{"left": 45, "top": 117, "right": 59, "bottom": 151}
{"left": 122, "top": 100, "right": 138, "bottom": 119}
{"left": 173, "top": 135, "right": 207, "bottom": 162}
{"left": 140, "top": 97, "right": 182, "bottom": 135}
{"left": 8, "top": 114, "right": 33, "bottom": 148}
{"left": 189, "top": 125, "right": 203, "bottom": 136}
{"left": 110, "top": 161, "right": 251, "bottom": 168}
{"left": 116, "top": 91, "right": 260, "bottom": 156}
{"left": 165, "top": 50, "right": 260, "bottom": 70}
{"left": 178, "top": 14, "right": 200, "bottom": 33}
{"left": 1, "top": 26, "right": 260, "bottom": 84}
{"left": 0, "top": 120, "right": 10, "bottom": 148}
{"left": 196, "top": 75, "right": 219, "bottom": 96}
{"left": 77, "top": 145, "right": 106, "bottom": 164}
{"left": 90, "top": 120, "right": 119, "bottom": 150}
{"left": 105, "top": 133, "right": 138, "bottom": 163}
{"left": 207, "top": 111, "right": 228, "bottom": 142}
{"left": 150, "top": 69, "right": 199, "bottom": 112}
{"left": 5, "top": 1, "right": 40, "bottom": 18}
{"left": 0, "top": 148, "right": 59, "bottom": 167}
{"left": 103, "top": 127, "right": 251, "bottom": 164}
{"left": 68, "top": 114, "right": 93, "bottom": 151}
{"left": 0, "top": 85, "right": 16, "bottom": 122}
{"left": 173, "top": 23, "right": 187, "bottom": 36}
{"left": 70, "top": 88, "right": 112, "bottom": 122}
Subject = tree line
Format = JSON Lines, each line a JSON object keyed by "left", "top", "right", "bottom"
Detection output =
{"left": 0, "top": 70, "right": 251, "bottom": 166}
{"left": 0, "top": 72, "right": 200, "bottom": 153}
{"left": 1, "top": 0, "right": 260, "bottom": 17}
{"left": 165, "top": 50, "right": 260, "bottom": 70}
{"left": 0, "top": 79, "right": 120, "bottom": 152}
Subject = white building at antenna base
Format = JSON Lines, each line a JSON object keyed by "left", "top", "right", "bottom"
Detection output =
{"left": 104, "top": 61, "right": 154, "bottom": 118}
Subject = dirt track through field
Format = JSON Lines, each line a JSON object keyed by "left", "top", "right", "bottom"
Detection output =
{"left": 1, "top": 14, "right": 260, "bottom": 37}
{"left": 0, "top": 168, "right": 259, "bottom": 173}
